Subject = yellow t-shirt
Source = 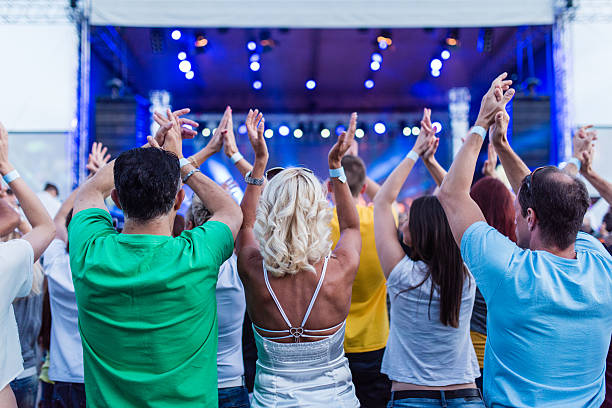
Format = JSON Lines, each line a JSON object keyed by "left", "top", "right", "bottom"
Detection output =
{"left": 331, "top": 204, "right": 390, "bottom": 353}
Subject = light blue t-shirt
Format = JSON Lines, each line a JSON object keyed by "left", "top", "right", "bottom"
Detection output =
{"left": 461, "top": 221, "right": 612, "bottom": 408}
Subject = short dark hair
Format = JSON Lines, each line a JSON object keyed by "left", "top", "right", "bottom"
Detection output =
{"left": 44, "top": 183, "right": 59, "bottom": 196}
{"left": 114, "top": 147, "right": 181, "bottom": 222}
{"left": 341, "top": 155, "right": 366, "bottom": 197}
{"left": 518, "top": 167, "right": 589, "bottom": 249}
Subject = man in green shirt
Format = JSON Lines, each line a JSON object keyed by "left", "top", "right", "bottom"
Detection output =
{"left": 68, "top": 110, "right": 242, "bottom": 407}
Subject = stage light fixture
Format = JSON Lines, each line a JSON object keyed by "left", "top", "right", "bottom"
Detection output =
{"left": 402, "top": 127, "right": 411, "bottom": 136}
{"left": 293, "top": 129, "right": 304, "bottom": 139}
{"left": 321, "top": 128, "right": 331, "bottom": 138}
{"left": 374, "top": 122, "right": 386, "bottom": 134}
{"left": 430, "top": 59, "right": 442, "bottom": 71}
{"left": 378, "top": 40, "right": 388, "bottom": 50}
{"left": 279, "top": 125, "right": 290, "bottom": 136}
{"left": 264, "top": 129, "right": 273, "bottom": 138}
{"left": 355, "top": 128, "right": 365, "bottom": 139}
{"left": 412, "top": 126, "right": 420, "bottom": 136}
{"left": 202, "top": 128, "right": 211, "bottom": 137}
{"left": 252, "top": 80, "right": 262, "bottom": 90}
{"left": 306, "top": 79, "right": 316, "bottom": 90}
{"left": 431, "top": 69, "right": 441, "bottom": 78}
{"left": 178, "top": 52, "right": 187, "bottom": 60}
{"left": 432, "top": 122, "right": 442, "bottom": 133}
{"left": 335, "top": 124, "right": 346, "bottom": 136}
{"left": 171, "top": 30, "right": 181, "bottom": 40}
{"left": 370, "top": 61, "right": 381, "bottom": 71}
{"left": 195, "top": 33, "right": 208, "bottom": 48}
{"left": 445, "top": 29, "right": 459, "bottom": 47}
{"left": 247, "top": 41, "right": 257, "bottom": 51}
{"left": 249, "top": 54, "right": 260, "bottom": 63}
{"left": 371, "top": 52, "right": 382, "bottom": 63}
{"left": 250, "top": 61, "right": 261, "bottom": 72}
{"left": 185, "top": 71, "right": 194, "bottom": 80}
{"left": 238, "top": 124, "right": 247, "bottom": 135}
{"left": 179, "top": 60, "right": 192, "bottom": 73}
{"left": 364, "top": 79, "right": 375, "bottom": 89}
{"left": 441, "top": 50, "right": 451, "bottom": 60}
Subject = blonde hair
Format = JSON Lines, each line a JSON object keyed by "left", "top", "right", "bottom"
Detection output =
{"left": 254, "top": 168, "right": 332, "bottom": 277}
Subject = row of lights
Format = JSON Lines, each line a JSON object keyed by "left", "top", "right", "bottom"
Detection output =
{"left": 172, "top": 29, "right": 197, "bottom": 80}
{"left": 197, "top": 121, "right": 441, "bottom": 140}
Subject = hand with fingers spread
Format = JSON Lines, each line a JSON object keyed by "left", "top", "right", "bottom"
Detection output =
{"left": 329, "top": 112, "right": 357, "bottom": 168}
{"left": 482, "top": 142, "right": 498, "bottom": 177}
{"left": 476, "top": 72, "right": 515, "bottom": 129}
{"left": 86, "top": 142, "right": 112, "bottom": 175}
{"left": 245, "top": 109, "right": 268, "bottom": 160}
{"left": 148, "top": 109, "right": 184, "bottom": 158}
{"left": 152, "top": 107, "right": 198, "bottom": 146}
{"left": 413, "top": 108, "right": 436, "bottom": 156}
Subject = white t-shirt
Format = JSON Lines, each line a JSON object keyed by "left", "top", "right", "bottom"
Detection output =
{"left": 216, "top": 254, "right": 246, "bottom": 386}
{"left": 0, "top": 239, "right": 34, "bottom": 389}
{"left": 43, "top": 239, "right": 83, "bottom": 383}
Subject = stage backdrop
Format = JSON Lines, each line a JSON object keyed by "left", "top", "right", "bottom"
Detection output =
{"left": 89, "top": 0, "right": 554, "bottom": 28}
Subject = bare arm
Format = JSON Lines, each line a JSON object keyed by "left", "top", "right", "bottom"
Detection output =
{"left": 0, "top": 198, "right": 19, "bottom": 236}
{"left": 364, "top": 177, "right": 380, "bottom": 201}
{"left": 438, "top": 73, "right": 515, "bottom": 246}
{"left": 329, "top": 113, "right": 361, "bottom": 269}
{"left": 373, "top": 154, "right": 417, "bottom": 277}
{"left": 236, "top": 109, "right": 268, "bottom": 253}
{"left": 0, "top": 123, "right": 55, "bottom": 261}
{"left": 222, "top": 108, "right": 254, "bottom": 177}
{"left": 580, "top": 146, "right": 612, "bottom": 204}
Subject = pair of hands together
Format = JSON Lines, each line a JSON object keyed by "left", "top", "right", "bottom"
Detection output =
{"left": 573, "top": 125, "right": 597, "bottom": 174}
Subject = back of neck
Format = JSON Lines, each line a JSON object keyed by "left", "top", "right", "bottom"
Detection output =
{"left": 122, "top": 216, "right": 173, "bottom": 236}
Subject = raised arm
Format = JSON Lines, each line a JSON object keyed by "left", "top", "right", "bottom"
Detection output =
{"left": 223, "top": 107, "right": 254, "bottom": 177}
{"left": 236, "top": 109, "right": 268, "bottom": 253}
{"left": 0, "top": 196, "right": 20, "bottom": 236}
{"left": 438, "top": 73, "right": 515, "bottom": 246}
{"left": 563, "top": 125, "right": 596, "bottom": 177}
{"left": 0, "top": 122, "right": 55, "bottom": 261}
{"left": 329, "top": 113, "right": 361, "bottom": 270}
{"left": 580, "top": 147, "right": 612, "bottom": 205}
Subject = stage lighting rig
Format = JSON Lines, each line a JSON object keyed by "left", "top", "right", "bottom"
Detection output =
{"left": 445, "top": 29, "right": 459, "bottom": 47}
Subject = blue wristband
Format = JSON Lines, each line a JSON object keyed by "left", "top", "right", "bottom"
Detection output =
{"left": 2, "top": 169, "right": 20, "bottom": 184}
{"left": 567, "top": 157, "right": 582, "bottom": 171}
{"left": 329, "top": 167, "right": 347, "bottom": 184}
{"left": 470, "top": 126, "right": 487, "bottom": 140}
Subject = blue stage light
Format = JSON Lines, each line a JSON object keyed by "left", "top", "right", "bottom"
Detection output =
{"left": 364, "top": 79, "right": 374, "bottom": 89}
{"left": 250, "top": 61, "right": 260, "bottom": 72}
{"left": 378, "top": 40, "right": 388, "bottom": 50}
{"left": 249, "top": 54, "right": 260, "bottom": 63}
{"left": 252, "top": 80, "right": 262, "bottom": 90}
{"left": 247, "top": 41, "right": 257, "bottom": 51}
{"left": 335, "top": 125, "right": 346, "bottom": 136}
{"left": 179, "top": 60, "right": 191, "bottom": 73}
{"left": 279, "top": 125, "right": 290, "bottom": 136}
{"left": 171, "top": 30, "right": 181, "bottom": 40}
{"left": 320, "top": 128, "right": 331, "bottom": 138}
{"left": 431, "top": 69, "right": 441, "bottom": 77}
{"left": 371, "top": 52, "right": 382, "bottom": 63}
{"left": 178, "top": 52, "right": 187, "bottom": 60}
{"left": 432, "top": 122, "right": 442, "bottom": 133}
{"left": 238, "top": 124, "right": 247, "bottom": 135}
{"left": 355, "top": 128, "right": 365, "bottom": 139}
{"left": 293, "top": 129, "right": 304, "bottom": 139}
{"left": 185, "top": 71, "right": 194, "bottom": 80}
{"left": 306, "top": 79, "right": 316, "bottom": 90}
{"left": 264, "top": 129, "right": 273, "bottom": 139}
{"left": 370, "top": 61, "right": 381, "bottom": 71}
{"left": 374, "top": 122, "right": 386, "bottom": 134}
{"left": 430, "top": 58, "right": 443, "bottom": 71}
{"left": 441, "top": 50, "right": 451, "bottom": 60}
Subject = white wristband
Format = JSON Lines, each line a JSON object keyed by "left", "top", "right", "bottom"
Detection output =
{"left": 406, "top": 150, "right": 419, "bottom": 162}
{"left": 230, "top": 152, "right": 244, "bottom": 164}
{"left": 179, "top": 157, "right": 191, "bottom": 168}
{"left": 2, "top": 169, "right": 20, "bottom": 184}
{"left": 567, "top": 157, "right": 582, "bottom": 171}
{"left": 470, "top": 126, "right": 487, "bottom": 140}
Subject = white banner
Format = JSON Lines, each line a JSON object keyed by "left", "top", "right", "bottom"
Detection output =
{"left": 90, "top": 0, "right": 554, "bottom": 28}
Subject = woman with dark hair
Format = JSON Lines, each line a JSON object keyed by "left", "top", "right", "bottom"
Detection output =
{"left": 468, "top": 175, "right": 516, "bottom": 386}
{"left": 373, "top": 109, "right": 482, "bottom": 407}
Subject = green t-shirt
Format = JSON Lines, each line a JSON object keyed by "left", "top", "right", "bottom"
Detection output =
{"left": 68, "top": 208, "right": 234, "bottom": 408}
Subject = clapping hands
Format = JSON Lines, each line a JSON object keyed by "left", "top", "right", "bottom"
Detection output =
{"left": 413, "top": 108, "right": 438, "bottom": 158}
{"left": 476, "top": 73, "right": 515, "bottom": 129}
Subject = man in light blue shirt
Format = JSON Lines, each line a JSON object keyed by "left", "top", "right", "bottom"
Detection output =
{"left": 437, "top": 73, "right": 612, "bottom": 407}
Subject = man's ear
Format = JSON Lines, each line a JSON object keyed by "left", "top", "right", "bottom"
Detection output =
{"left": 186, "top": 220, "right": 194, "bottom": 230}
{"left": 111, "top": 189, "right": 122, "bottom": 209}
{"left": 174, "top": 189, "right": 185, "bottom": 211}
{"left": 527, "top": 208, "right": 537, "bottom": 231}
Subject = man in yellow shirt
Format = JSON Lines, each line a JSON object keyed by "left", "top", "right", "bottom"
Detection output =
{"left": 330, "top": 155, "right": 390, "bottom": 408}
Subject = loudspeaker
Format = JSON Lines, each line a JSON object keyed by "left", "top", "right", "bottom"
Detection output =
{"left": 510, "top": 95, "right": 552, "bottom": 168}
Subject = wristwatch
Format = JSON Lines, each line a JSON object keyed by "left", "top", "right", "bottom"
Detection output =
{"left": 245, "top": 171, "right": 264, "bottom": 186}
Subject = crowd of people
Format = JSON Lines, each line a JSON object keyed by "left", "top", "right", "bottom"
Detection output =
{"left": 1, "top": 72, "right": 611, "bottom": 408}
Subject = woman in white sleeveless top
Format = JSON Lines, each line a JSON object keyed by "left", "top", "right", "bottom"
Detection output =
{"left": 236, "top": 109, "right": 361, "bottom": 407}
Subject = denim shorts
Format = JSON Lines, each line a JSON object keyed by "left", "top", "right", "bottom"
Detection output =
{"left": 388, "top": 390, "right": 485, "bottom": 408}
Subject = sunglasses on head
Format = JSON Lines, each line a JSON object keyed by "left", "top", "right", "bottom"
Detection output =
{"left": 523, "top": 165, "right": 555, "bottom": 196}
{"left": 265, "top": 167, "right": 313, "bottom": 181}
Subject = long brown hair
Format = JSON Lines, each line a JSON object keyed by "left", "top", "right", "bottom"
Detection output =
{"left": 407, "top": 196, "right": 467, "bottom": 328}
{"left": 470, "top": 177, "right": 517, "bottom": 242}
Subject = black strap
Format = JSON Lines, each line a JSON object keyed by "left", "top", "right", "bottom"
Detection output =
{"left": 391, "top": 388, "right": 481, "bottom": 401}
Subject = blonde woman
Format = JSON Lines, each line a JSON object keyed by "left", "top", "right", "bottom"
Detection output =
{"left": 236, "top": 109, "right": 361, "bottom": 407}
